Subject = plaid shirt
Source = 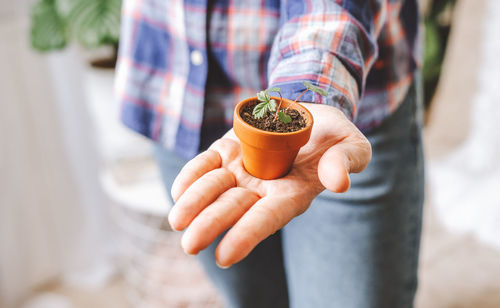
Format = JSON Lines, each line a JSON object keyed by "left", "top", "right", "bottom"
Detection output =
{"left": 116, "top": 0, "right": 420, "bottom": 159}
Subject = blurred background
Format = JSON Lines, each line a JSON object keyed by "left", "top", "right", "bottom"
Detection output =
{"left": 1, "top": 0, "right": 499, "bottom": 307}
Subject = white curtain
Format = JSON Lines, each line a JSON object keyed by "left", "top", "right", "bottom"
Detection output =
{"left": 0, "top": 2, "right": 115, "bottom": 307}
{"left": 429, "top": 0, "right": 500, "bottom": 250}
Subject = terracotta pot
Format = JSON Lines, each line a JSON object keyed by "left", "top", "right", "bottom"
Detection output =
{"left": 233, "top": 97, "right": 314, "bottom": 180}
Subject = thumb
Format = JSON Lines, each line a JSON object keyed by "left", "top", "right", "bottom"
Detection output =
{"left": 318, "top": 137, "right": 372, "bottom": 193}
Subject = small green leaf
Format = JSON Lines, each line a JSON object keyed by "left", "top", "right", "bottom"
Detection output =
{"left": 257, "top": 91, "right": 268, "bottom": 102}
{"left": 302, "top": 81, "right": 328, "bottom": 97}
{"left": 278, "top": 111, "right": 292, "bottom": 124}
{"left": 253, "top": 102, "right": 268, "bottom": 119}
{"left": 269, "top": 99, "right": 277, "bottom": 112}
{"left": 265, "top": 87, "right": 281, "bottom": 93}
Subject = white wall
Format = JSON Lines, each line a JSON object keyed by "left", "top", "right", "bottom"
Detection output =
{"left": 0, "top": 2, "right": 116, "bottom": 307}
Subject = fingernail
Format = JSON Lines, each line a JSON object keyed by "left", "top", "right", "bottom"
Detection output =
{"left": 216, "top": 261, "right": 230, "bottom": 269}
{"left": 181, "top": 236, "right": 197, "bottom": 256}
{"left": 183, "top": 249, "right": 196, "bottom": 256}
{"left": 170, "top": 225, "right": 182, "bottom": 232}
{"left": 169, "top": 223, "right": 181, "bottom": 232}
{"left": 167, "top": 212, "right": 182, "bottom": 232}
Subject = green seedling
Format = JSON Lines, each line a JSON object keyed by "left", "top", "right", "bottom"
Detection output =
{"left": 252, "top": 81, "right": 328, "bottom": 124}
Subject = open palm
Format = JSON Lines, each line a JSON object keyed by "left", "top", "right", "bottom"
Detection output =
{"left": 168, "top": 103, "right": 372, "bottom": 268}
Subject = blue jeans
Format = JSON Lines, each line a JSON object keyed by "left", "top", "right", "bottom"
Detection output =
{"left": 154, "top": 82, "right": 424, "bottom": 308}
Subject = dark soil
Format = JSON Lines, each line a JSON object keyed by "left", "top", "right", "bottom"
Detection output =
{"left": 240, "top": 102, "right": 307, "bottom": 133}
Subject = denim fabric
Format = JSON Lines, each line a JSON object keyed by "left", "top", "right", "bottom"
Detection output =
{"left": 154, "top": 81, "right": 424, "bottom": 308}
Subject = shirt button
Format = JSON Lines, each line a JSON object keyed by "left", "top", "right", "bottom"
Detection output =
{"left": 190, "top": 50, "right": 203, "bottom": 66}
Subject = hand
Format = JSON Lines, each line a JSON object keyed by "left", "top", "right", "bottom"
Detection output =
{"left": 168, "top": 103, "right": 372, "bottom": 268}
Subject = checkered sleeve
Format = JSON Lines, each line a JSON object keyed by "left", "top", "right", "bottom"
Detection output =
{"left": 267, "top": 0, "right": 387, "bottom": 120}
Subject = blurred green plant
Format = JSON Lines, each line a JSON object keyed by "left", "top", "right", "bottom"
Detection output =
{"left": 423, "top": 0, "right": 457, "bottom": 109}
{"left": 30, "top": 0, "right": 121, "bottom": 64}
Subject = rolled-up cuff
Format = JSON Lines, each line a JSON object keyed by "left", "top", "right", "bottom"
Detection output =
{"left": 268, "top": 51, "right": 359, "bottom": 121}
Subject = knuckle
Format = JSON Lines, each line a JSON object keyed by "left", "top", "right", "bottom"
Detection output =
{"left": 181, "top": 149, "right": 221, "bottom": 177}
{"left": 219, "top": 167, "right": 237, "bottom": 186}
{"left": 204, "top": 149, "right": 222, "bottom": 166}
{"left": 202, "top": 167, "right": 234, "bottom": 188}
{"left": 236, "top": 227, "right": 260, "bottom": 251}
{"left": 209, "top": 138, "right": 240, "bottom": 163}
{"left": 198, "top": 209, "right": 223, "bottom": 231}
{"left": 209, "top": 138, "right": 229, "bottom": 150}
{"left": 228, "top": 186, "right": 253, "bottom": 199}
{"left": 289, "top": 195, "right": 308, "bottom": 216}
{"left": 254, "top": 205, "right": 281, "bottom": 233}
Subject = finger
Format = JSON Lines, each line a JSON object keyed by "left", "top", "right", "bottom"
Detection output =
{"left": 168, "top": 168, "right": 236, "bottom": 231}
{"left": 207, "top": 137, "right": 240, "bottom": 165}
{"left": 220, "top": 129, "right": 238, "bottom": 141}
{"left": 317, "top": 147, "right": 351, "bottom": 193}
{"left": 181, "top": 187, "right": 260, "bottom": 255}
{"left": 171, "top": 149, "right": 222, "bottom": 202}
{"left": 214, "top": 196, "right": 303, "bottom": 268}
{"left": 318, "top": 136, "right": 372, "bottom": 193}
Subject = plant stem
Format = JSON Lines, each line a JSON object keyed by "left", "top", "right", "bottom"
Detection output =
{"left": 273, "top": 92, "right": 283, "bottom": 121}
{"left": 293, "top": 89, "right": 308, "bottom": 104}
{"left": 273, "top": 88, "right": 308, "bottom": 122}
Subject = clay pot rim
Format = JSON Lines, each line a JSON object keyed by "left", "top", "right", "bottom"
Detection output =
{"left": 235, "top": 96, "right": 314, "bottom": 136}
